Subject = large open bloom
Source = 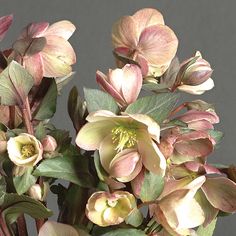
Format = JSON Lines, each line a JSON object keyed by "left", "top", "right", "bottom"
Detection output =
{"left": 96, "top": 64, "right": 142, "bottom": 106}
{"left": 86, "top": 191, "right": 136, "bottom": 227}
{"left": 12, "top": 20, "right": 76, "bottom": 84}
{"left": 7, "top": 133, "right": 43, "bottom": 166}
{"left": 112, "top": 8, "right": 178, "bottom": 77}
{"left": 76, "top": 110, "right": 166, "bottom": 182}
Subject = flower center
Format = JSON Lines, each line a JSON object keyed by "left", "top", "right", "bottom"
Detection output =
{"left": 112, "top": 126, "right": 137, "bottom": 152}
{"left": 21, "top": 144, "right": 36, "bottom": 158}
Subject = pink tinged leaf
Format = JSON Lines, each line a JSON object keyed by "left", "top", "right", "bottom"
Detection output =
{"left": 138, "top": 25, "right": 178, "bottom": 66}
{"left": 0, "top": 14, "right": 13, "bottom": 42}
{"left": 23, "top": 53, "right": 44, "bottom": 85}
{"left": 132, "top": 8, "right": 165, "bottom": 34}
{"left": 201, "top": 177, "right": 236, "bottom": 213}
{"left": 96, "top": 70, "right": 125, "bottom": 105}
{"left": 112, "top": 16, "right": 139, "bottom": 49}
{"left": 43, "top": 20, "right": 76, "bottom": 40}
{"left": 19, "top": 22, "right": 49, "bottom": 39}
{"left": 121, "top": 64, "right": 142, "bottom": 104}
{"left": 109, "top": 149, "right": 142, "bottom": 182}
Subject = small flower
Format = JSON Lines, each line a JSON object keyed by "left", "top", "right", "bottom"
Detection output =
{"left": 41, "top": 135, "right": 57, "bottom": 152}
{"left": 86, "top": 191, "right": 136, "bottom": 227}
{"left": 76, "top": 110, "right": 166, "bottom": 182}
{"left": 177, "top": 51, "right": 214, "bottom": 95}
{"left": 96, "top": 64, "right": 142, "bottom": 106}
{"left": 38, "top": 221, "right": 79, "bottom": 236}
{"left": 112, "top": 8, "right": 178, "bottom": 77}
{"left": 7, "top": 133, "right": 43, "bottom": 166}
{"left": 28, "top": 182, "right": 49, "bottom": 201}
{"left": 12, "top": 20, "right": 76, "bottom": 84}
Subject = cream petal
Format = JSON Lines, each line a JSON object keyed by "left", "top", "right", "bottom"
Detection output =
{"left": 86, "top": 110, "right": 118, "bottom": 122}
{"left": 75, "top": 121, "right": 114, "bottom": 150}
{"left": 108, "top": 68, "right": 124, "bottom": 93}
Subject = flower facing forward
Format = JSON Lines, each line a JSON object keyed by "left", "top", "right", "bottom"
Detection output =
{"left": 76, "top": 110, "right": 166, "bottom": 182}
{"left": 12, "top": 20, "right": 76, "bottom": 84}
{"left": 7, "top": 133, "right": 43, "bottom": 166}
{"left": 177, "top": 51, "right": 214, "bottom": 95}
{"left": 112, "top": 8, "right": 178, "bottom": 77}
{"left": 96, "top": 64, "right": 142, "bottom": 106}
{"left": 86, "top": 191, "right": 136, "bottom": 227}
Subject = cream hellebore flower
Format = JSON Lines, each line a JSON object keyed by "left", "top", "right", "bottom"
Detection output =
{"left": 7, "top": 133, "right": 43, "bottom": 166}
{"left": 76, "top": 110, "right": 166, "bottom": 182}
{"left": 28, "top": 182, "right": 49, "bottom": 201}
{"left": 86, "top": 191, "right": 136, "bottom": 227}
{"left": 12, "top": 20, "right": 76, "bottom": 84}
{"left": 96, "top": 64, "right": 142, "bottom": 107}
{"left": 177, "top": 51, "right": 214, "bottom": 95}
{"left": 38, "top": 221, "right": 79, "bottom": 236}
{"left": 112, "top": 8, "right": 178, "bottom": 77}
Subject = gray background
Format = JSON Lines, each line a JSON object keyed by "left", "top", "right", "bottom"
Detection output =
{"left": 1, "top": 0, "right": 236, "bottom": 235}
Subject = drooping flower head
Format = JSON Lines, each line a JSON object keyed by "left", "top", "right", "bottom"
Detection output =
{"left": 112, "top": 8, "right": 178, "bottom": 77}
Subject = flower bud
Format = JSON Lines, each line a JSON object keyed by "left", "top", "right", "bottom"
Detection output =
{"left": 177, "top": 51, "right": 214, "bottom": 95}
{"left": 0, "top": 131, "right": 7, "bottom": 154}
{"left": 7, "top": 133, "right": 43, "bottom": 167}
{"left": 86, "top": 191, "right": 136, "bottom": 227}
{"left": 28, "top": 182, "right": 49, "bottom": 201}
{"left": 41, "top": 135, "right": 57, "bottom": 152}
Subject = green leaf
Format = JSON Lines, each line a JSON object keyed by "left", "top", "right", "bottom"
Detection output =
{"left": 0, "top": 61, "right": 34, "bottom": 106}
{"left": 196, "top": 218, "right": 217, "bottom": 236}
{"left": 140, "top": 170, "right": 164, "bottom": 202}
{"left": 33, "top": 155, "right": 95, "bottom": 188}
{"left": 84, "top": 88, "right": 119, "bottom": 114}
{"left": 101, "top": 229, "right": 146, "bottom": 236}
{"left": 125, "top": 207, "right": 143, "bottom": 227}
{"left": 56, "top": 71, "right": 75, "bottom": 93}
{"left": 208, "top": 130, "right": 224, "bottom": 147}
{"left": 13, "top": 167, "right": 37, "bottom": 195}
{"left": 1, "top": 193, "right": 52, "bottom": 225}
{"left": 35, "top": 122, "right": 47, "bottom": 140}
{"left": 125, "top": 93, "right": 179, "bottom": 123}
{"left": 34, "top": 78, "right": 57, "bottom": 120}
{"left": 0, "top": 175, "right": 6, "bottom": 205}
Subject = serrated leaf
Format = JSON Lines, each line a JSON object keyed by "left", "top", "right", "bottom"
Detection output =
{"left": 125, "top": 93, "right": 179, "bottom": 123}
{"left": 140, "top": 170, "right": 164, "bottom": 202}
{"left": 0, "top": 61, "right": 34, "bottom": 106}
{"left": 33, "top": 155, "right": 95, "bottom": 188}
{"left": 34, "top": 78, "right": 57, "bottom": 120}
{"left": 13, "top": 167, "right": 37, "bottom": 195}
{"left": 196, "top": 218, "right": 217, "bottom": 236}
{"left": 101, "top": 229, "right": 146, "bottom": 236}
{"left": 1, "top": 193, "right": 53, "bottom": 225}
{"left": 125, "top": 207, "right": 143, "bottom": 227}
{"left": 84, "top": 88, "right": 119, "bottom": 114}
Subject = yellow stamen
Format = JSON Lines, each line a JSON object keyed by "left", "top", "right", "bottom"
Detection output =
{"left": 21, "top": 144, "right": 35, "bottom": 158}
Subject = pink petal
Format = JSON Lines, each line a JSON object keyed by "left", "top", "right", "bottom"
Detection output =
{"left": 112, "top": 16, "right": 138, "bottom": 49}
{"left": 19, "top": 22, "right": 49, "bottom": 39}
{"left": 121, "top": 64, "right": 142, "bottom": 104}
{"left": 0, "top": 14, "right": 13, "bottom": 41}
{"left": 138, "top": 25, "right": 178, "bottom": 66}
{"left": 188, "top": 120, "right": 214, "bottom": 130}
{"left": 43, "top": 20, "right": 76, "bottom": 40}
{"left": 131, "top": 168, "right": 145, "bottom": 198}
{"left": 201, "top": 177, "right": 236, "bottom": 213}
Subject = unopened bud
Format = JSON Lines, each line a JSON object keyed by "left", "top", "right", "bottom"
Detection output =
{"left": 42, "top": 135, "right": 57, "bottom": 152}
{"left": 28, "top": 182, "right": 49, "bottom": 201}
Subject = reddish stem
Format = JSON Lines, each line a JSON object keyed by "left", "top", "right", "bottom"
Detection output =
{"left": 9, "top": 106, "right": 15, "bottom": 129}
{"left": 168, "top": 102, "right": 187, "bottom": 118}
{"left": 0, "top": 213, "right": 11, "bottom": 236}
{"left": 17, "top": 215, "right": 28, "bottom": 236}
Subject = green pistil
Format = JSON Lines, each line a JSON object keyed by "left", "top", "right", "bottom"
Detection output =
{"left": 112, "top": 126, "right": 137, "bottom": 152}
{"left": 21, "top": 144, "right": 35, "bottom": 158}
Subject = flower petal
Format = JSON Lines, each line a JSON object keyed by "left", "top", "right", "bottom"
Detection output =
{"left": 201, "top": 177, "right": 236, "bottom": 213}
{"left": 19, "top": 22, "right": 49, "bottom": 39}
{"left": 0, "top": 14, "right": 13, "bottom": 41}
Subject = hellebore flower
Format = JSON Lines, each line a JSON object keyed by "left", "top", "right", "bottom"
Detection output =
{"left": 112, "top": 8, "right": 178, "bottom": 77}
{"left": 76, "top": 110, "right": 166, "bottom": 182}
{"left": 41, "top": 135, "right": 57, "bottom": 152}
{"left": 0, "top": 14, "right": 13, "bottom": 42}
{"left": 154, "top": 176, "right": 206, "bottom": 236}
{"left": 177, "top": 51, "right": 214, "bottom": 95}
{"left": 28, "top": 182, "right": 49, "bottom": 201}
{"left": 12, "top": 20, "right": 76, "bottom": 84}
{"left": 86, "top": 191, "right": 136, "bottom": 227}
{"left": 7, "top": 133, "right": 43, "bottom": 166}
{"left": 38, "top": 221, "right": 79, "bottom": 236}
{"left": 96, "top": 64, "right": 142, "bottom": 106}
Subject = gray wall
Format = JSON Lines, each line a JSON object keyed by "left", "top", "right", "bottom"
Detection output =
{"left": 1, "top": 0, "right": 236, "bottom": 235}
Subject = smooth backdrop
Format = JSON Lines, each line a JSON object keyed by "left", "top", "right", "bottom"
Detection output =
{"left": 1, "top": 0, "right": 236, "bottom": 235}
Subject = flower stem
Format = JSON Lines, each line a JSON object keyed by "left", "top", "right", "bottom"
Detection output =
{"left": 17, "top": 214, "right": 28, "bottom": 236}
{"left": 168, "top": 102, "right": 187, "bottom": 118}
{"left": 9, "top": 106, "right": 15, "bottom": 129}
{"left": 0, "top": 213, "right": 11, "bottom": 236}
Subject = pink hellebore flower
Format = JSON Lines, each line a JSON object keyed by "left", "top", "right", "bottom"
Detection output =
{"left": 112, "top": 8, "right": 178, "bottom": 77}
{"left": 96, "top": 64, "right": 142, "bottom": 106}
{"left": 12, "top": 20, "right": 76, "bottom": 85}
{"left": 76, "top": 110, "right": 166, "bottom": 182}
{"left": 0, "top": 14, "right": 13, "bottom": 42}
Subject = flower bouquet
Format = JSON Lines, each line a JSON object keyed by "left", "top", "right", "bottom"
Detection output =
{"left": 0, "top": 8, "right": 235, "bottom": 236}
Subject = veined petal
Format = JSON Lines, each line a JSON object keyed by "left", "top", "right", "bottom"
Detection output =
{"left": 201, "top": 177, "right": 236, "bottom": 213}
{"left": 86, "top": 110, "right": 118, "bottom": 122}
{"left": 43, "top": 20, "right": 76, "bottom": 40}
{"left": 75, "top": 121, "right": 114, "bottom": 150}
{"left": 19, "top": 22, "right": 49, "bottom": 39}
{"left": 0, "top": 14, "right": 13, "bottom": 41}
